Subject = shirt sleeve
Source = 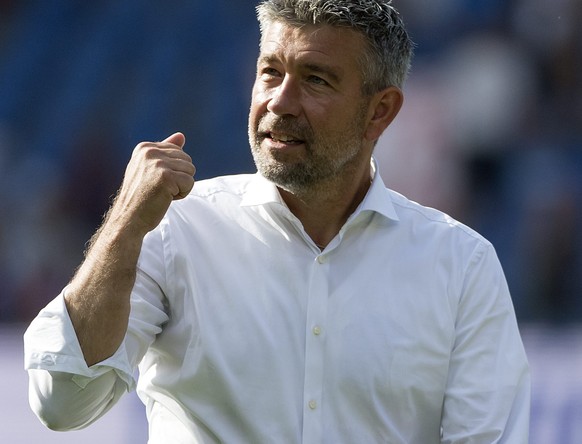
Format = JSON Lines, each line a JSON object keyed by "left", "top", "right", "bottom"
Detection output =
{"left": 441, "top": 242, "right": 531, "bottom": 443}
{"left": 23, "top": 291, "right": 136, "bottom": 430}
{"left": 23, "top": 226, "right": 170, "bottom": 431}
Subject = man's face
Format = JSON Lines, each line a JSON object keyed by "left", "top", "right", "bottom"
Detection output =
{"left": 248, "top": 22, "right": 373, "bottom": 193}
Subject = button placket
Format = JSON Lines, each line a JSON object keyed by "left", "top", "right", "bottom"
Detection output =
{"left": 301, "top": 255, "right": 329, "bottom": 443}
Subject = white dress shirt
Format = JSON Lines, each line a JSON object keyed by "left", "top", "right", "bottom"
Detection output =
{"left": 24, "top": 163, "right": 530, "bottom": 443}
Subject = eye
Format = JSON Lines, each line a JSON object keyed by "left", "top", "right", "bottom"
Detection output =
{"left": 261, "top": 67, "right": 281, "bottom": 78}
{"left": 307, "top": 75, "right": 329, "bottom": 86}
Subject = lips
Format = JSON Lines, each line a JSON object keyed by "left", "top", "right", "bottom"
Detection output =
{"left": 256, "top": 115, "right": 310, "bottom": 147}
{"left": 268, "top": 132, "right": 303, "bottom": 144}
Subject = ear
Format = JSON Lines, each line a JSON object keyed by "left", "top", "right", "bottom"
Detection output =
{"left": 364, "top": 86, "right": 404, "bottom": 142}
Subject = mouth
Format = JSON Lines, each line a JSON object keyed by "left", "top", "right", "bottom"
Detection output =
{"left": 262, "top": 131, "right": 305, "bottom": 146}
{"left": 260, "top": 131, "right": 305, "bottom": 152}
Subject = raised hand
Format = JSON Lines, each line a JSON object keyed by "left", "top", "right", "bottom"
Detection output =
{"left": 111, "top": 132, "right": 196, "bottom": 235}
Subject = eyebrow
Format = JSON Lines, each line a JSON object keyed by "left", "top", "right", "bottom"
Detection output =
{"left": 257, "top": 54, "right": 279, "bottom": 67}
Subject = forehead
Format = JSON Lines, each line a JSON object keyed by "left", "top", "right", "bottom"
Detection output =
{"left": 259, "top": 22, "right": 365, "bottom": 71}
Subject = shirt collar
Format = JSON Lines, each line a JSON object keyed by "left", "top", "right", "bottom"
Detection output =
{"left": 358, "top": 157, "right": 400, "bottom": 222}
{"left": 240, "top": 172, "right": 286, "bottom": 208}
{"left": 240, "top": 157, "right": 399, "bottom": 222}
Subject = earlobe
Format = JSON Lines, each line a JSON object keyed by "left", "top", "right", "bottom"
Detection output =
{"left": 364, "top": 86, "right": 404, "bottom": 142}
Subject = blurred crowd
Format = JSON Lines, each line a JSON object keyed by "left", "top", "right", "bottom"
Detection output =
{"left": 0, "top": 0, "right": 581, "bottom": 323}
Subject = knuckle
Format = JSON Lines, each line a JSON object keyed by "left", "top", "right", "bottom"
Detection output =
{"left": 134, "top": 141, "right": 152, "bottom": 153}
{"left": 133, "top": 143, "right": 153, "bottom": 160}
{"left": 143, "top": 146, "right": 162, "bottom": 160}
{"left": 158, "top": 168, "right": 174, "bottom": 183}
{"left": 152, "top": 157, "right": 166, "bottom": 169}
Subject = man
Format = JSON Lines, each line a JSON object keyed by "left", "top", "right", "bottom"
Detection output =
{"left": 24, "top": 0, "right": 530, "bottom": 442}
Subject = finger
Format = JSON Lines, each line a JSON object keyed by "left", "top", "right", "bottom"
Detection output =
{"left": 165, "top": 156, "right": 196, "bottom": 176}
{"left": 165, "top": 148, "right": 193, "bottom": 163}
{"left": 161, "top": 132, "right": 186, "bottom": 149}
{"left": 173, "top": 172, "right": 195, "bottom": 200}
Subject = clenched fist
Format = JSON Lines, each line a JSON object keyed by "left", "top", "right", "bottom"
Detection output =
{"left": 111, "top": 132, "right": 196, "bottom": 235}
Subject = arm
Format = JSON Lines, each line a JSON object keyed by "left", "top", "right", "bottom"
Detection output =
{"left": 65, "top": 132, "right": 195, "bottom": 366}
{"left": 441, "top": 243, "right": 530, "bottom": 443}
{"left": 25, "top": 132, "right": 194, "bottom": 430}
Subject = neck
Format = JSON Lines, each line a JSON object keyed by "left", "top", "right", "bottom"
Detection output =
{"left": 278, "top": 158, "right": 373, "bottom": 249}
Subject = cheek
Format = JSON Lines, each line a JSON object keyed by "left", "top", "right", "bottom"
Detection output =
{"left": 249, "top": 88, "right": 268, "bottom": 122}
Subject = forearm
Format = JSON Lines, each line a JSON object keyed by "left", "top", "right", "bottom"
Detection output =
{"left": 64, "top": 133, "right": 193, "bottom": 367}
{"left": 65, "top": 212, "right": 147, "bottom": 367}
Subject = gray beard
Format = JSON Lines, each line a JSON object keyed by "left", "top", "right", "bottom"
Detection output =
{"left": 250, "top": 137, "right": 362, "bottom": 195}
{"left": 249, "top": 112, "right": 366, "bottom": 194}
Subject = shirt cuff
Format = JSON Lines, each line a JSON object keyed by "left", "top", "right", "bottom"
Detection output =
{"left": 23, "top": 289, "right": 136, "bottom": 391}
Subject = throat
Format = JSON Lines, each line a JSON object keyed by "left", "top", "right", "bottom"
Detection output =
{"left": 277, "top": 165, "right": 373, "bottom": 253}
{"left": 315, "top": 241, "right": 327, "bottom": 251}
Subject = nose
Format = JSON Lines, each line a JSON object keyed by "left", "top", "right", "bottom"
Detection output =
{"left": 267, "top": 76, "right": 301, "bottom": 117}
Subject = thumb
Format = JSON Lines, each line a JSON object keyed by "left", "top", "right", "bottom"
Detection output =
{"left": 162, "top": 132, "right": 186, "bottom": 149}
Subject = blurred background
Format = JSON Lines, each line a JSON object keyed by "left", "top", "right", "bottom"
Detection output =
{"left": 0, "top": 0, "right": 581, "bottom": 442}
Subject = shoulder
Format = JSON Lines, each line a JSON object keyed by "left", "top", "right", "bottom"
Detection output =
{"left": 151, "top": 174, "right": 256, "bottom": 247}
{"left": 160, "top": 174, "right": 259, "bottom": 230}
{"left": 168, "top": 174, "right": 257, "bottom": 213}
{"left": 387, "top": 188, "right": 491, "bottom": 248}
{"left": 187, "top": 174, "right": 256, "bottom": 200}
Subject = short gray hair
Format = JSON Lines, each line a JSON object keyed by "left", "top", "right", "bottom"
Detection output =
{"left": 256, "top": 0, "right": 414, "bottom": 94}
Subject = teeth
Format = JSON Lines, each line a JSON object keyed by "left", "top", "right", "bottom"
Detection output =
{"left": 271, "top": 133, "right": 295, "bottom": 142}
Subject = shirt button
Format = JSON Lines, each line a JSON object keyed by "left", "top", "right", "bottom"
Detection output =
{"left": 317, "top": 255, "right": 326, "bottom": 264}
{"left": 312, "top": 325, "right": 322, "bottom": 336}
{"left": 41, "top": 354, "right": 56, "bottom": 366}
{"left": 308, "top": 400, "right": 317, "bottom": 410}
